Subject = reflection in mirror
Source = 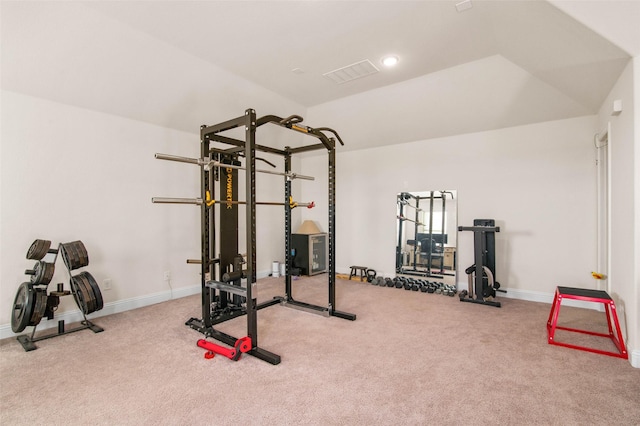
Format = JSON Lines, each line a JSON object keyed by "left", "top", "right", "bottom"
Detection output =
{"left": 396, "top": 191, "right": 457, "bottom": 285}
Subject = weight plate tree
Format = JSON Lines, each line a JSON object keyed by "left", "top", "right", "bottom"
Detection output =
{"left": 10, "top": 239, "right": 104, "bottom": 351}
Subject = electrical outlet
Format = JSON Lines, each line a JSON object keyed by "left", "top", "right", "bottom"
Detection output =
{"left": 103, "top": 279, "right": 112, "bottom": 290}
{"left": 163, "top": 271, "right": 171, "bottom": 281}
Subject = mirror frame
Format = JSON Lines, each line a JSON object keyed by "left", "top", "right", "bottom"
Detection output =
{"left": 396, "top": 190, "right": 457, "bottom": 284}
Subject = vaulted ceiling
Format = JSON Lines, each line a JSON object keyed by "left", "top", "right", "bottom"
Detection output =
{"left": 84, "top": 0, "right": 632, "bottom": 109}
{"left": 2, "top": 1, "right": 639, "bottom": 151}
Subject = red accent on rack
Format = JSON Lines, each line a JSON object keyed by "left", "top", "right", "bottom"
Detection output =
{"left": 197, "top": 336, "right": 252, "bottom": 361}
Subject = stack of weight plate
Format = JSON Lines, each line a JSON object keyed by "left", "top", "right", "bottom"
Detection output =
{"left": 60, "top": 241, "right": 104, "bottom": 316}
{"left": 11, "top": 239, "right": 57, "bottom": 333}
{"left": 10, "top": 239, "right": 104, "bottom": 334}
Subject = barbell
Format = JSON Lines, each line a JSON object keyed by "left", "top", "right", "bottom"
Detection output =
{"left": 152, "top": 194, "right": 314, "bottom": 209}
{"left": 154, "top": 153, "right": 315, "bottom": 181}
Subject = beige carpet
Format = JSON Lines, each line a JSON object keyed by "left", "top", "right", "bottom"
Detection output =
{"left": 1, "top": 276, "right": 639, "bottom": 425}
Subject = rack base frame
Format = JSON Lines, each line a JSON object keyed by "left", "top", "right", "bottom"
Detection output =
{"left": 17, "top": 319, "right": 104, "bottom": 352}
{"left": 186, "top": 317, "right": 281, "bottom": 365}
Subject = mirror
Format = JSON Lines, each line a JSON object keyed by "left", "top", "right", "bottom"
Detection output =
{"left": 396, "top": 190, "right": 457, "bottom": 285}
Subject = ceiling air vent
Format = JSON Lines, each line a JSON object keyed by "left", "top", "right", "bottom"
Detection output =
{"left": 323, "top": 59, "right": 379, "bottom": 84}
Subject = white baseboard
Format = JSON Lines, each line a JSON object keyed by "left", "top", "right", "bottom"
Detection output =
{"left": 3, "top": 279, "right": 637, "bottom": 368}
{"left": 499, "top": 287, "right": 605, "bottom": 311}
{"left": 0, "top": 270, "right": 277, "bottom": 341}
{"left": 0, "top": 284, "right": 201, "bottom": 341}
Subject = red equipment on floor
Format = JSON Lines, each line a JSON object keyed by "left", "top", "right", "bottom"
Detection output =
{"left": 547, "top": 286, "right": 628, "bottom": 359}
{"left": 197, "top": 336, "right": 252, "bottom": 361}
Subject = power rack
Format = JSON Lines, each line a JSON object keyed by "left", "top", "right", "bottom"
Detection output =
{"left": 153, "top": 109, "right": 356, "bottom": 365}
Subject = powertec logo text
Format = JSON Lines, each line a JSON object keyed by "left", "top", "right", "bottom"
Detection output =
{"left": 226, "top": 168, "right": 233, "bottom": 209}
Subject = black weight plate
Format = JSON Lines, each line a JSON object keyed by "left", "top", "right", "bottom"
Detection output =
{"left": 78, "top": 273, "right": 98, "bottom": 313}
{"left": 78, "top": 277, "right": 95, "bottom": 314}
{"left": 67, "top": 242, "right": 82, "bottom": 270}
{"left": 29, "top": 289, "right": 48, "bottom": 326}
{"left": 26, "top": 239, "right": 51, "bottom": 260}
{"left": 43, "top": 262, "right": 55, "bottom": 285}
{"left": 63, "top": 243, "right": 76, "bottom": 269}
{"left": 28, "top": 261, "right": 42, "bottom": 284}
{"left": 74, "top": 241, "right": 89, "bottom": 267}
{"left": 81, "top": 272, "right": 103, "bottom": 311}
{"left": 78, "top": 241, "right": 89, "bottom": 266}
{"left": 62, "top": 242, "right": 86, "bottom": 271}
{"left": 82, "top": 276, "right": 96, "bottom": 313}
{"left": 60, "top": 243, "right": 74, "bottom": 270}
{"left": 30, "top": 261, "right": 55, "bottom": 286}
{"left": 31, "top": 261, "right": 46, "bottom": 285}
{"left": 11, "top": 282, "right": 35, "bottom": 333}
{"left": 69, "top": 241, "right": 82, "bottom": 269}
{"left": 70, "top": 275, "right": 89, "bottom": 314}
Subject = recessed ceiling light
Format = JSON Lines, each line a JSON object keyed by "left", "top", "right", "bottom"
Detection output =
{"left": 381, "top": 55, "right": 399, "bottom": 67}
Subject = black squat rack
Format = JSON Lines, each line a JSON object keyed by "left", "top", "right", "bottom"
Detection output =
{"left": 11, "top": 239, "right": 104, "bottom": 351}
{"left": 153, "top": 109, "right": 356, "bottom": 365}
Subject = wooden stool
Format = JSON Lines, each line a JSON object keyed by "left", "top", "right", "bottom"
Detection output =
{"left": 349, "top": 266, "right": 367, "bottom": 282}
{"left": 547, "top": 286, "right": 628, "bottom": 359}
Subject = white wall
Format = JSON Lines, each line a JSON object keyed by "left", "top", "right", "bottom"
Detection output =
{"left": 597, "top": 58, "right": 638, "bottom": 366}
{"left": 301, "top": 116, "right": 598, "bottom": 301}
{"left": 0, "top": 92, "right": 197, "bottom": 326}
{"left": 599, "top": 59, "right": 637, "bottom": 363}
{"left": 1, "top": 1, "right": 310, "bottom": 336}
{"left": 0, "top": 92, "right": 305, "bottom": 336}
